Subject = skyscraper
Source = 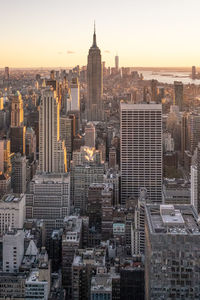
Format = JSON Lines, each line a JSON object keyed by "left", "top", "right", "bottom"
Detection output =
{"left": 70, "top": 77, "right": 80, "bottom": 111}
{"left": 174, "top": 81, "right": 184, "bottom": 111}
{"left": 10, "top": 91, "right": 26, "bottom": 155}
{"left": 115, "top": 54, "right": 119, "bottom": 71}
{"left": 192, "top": 65, "right": 196, "bottom": 79}
{"left": 151, "top": 79, "right": 158, "bottom": 103}
{"left": 11, "top": 153, "right": 26, "bottom": 194}
{"left": 120, "top": 102, "right": 162, "bottom": 204}
{"left": 85, "top": 122, "right": 95, "bottom": 148}
{"left": 39, "top": 88, "right": 67, "bottom": 173}
{"left": 11, "top": 91, "right": 24, "bottom": 127}
{"left": 87, "top": 24, "right": 103, "bottom": 121}
{"left": 4, "top": 67, "right": 9, "bottom": 81}
{"left": 187, "top": 113, "right": 200, "bottom": 154}
{"left": 145, "top": 204, "right": 200, "bottom": 299}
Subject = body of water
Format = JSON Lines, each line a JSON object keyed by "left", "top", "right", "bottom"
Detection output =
{"left": 140, "top": 70, "right": 200, "bottom": 85}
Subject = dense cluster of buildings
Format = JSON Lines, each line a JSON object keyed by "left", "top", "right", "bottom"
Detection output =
{"left": 0, "top": 28, "right": 200, "bottom": 300}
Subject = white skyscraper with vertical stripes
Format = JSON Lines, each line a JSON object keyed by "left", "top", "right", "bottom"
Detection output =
{"left": 39, "top": 88, "right": 67, "bottom": 173}
{"left": 120, "top": 102, "right": 162, "bottom": 204}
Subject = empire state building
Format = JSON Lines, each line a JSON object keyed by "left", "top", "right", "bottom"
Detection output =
{"left": 87, "top": 25, "right": 103, "bottom": 121}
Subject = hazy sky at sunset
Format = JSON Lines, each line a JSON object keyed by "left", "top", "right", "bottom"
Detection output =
{"left": 1, "top": 0, "right": 200, "bottom": 68}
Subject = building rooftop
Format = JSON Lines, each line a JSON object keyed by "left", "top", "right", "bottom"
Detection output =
{"left": 63, "top": 216, "right": 82, "bottom": 242}
{"left": 146, "top": 204, "right": 200, "bottom": 235}
{"left": 26, "top": 270, "right": 47, "bottom": 284}
{"left": 31, "top": 172, "right": 70, "bottom": 184}
{"left": 73, "top": 248, "right": 106, "bottom": 267}
{"left": 1, "top": 193, "right": 24, "bottom": 203}
{"left": 91, "top": 274, "right": 112, "bottom": 293}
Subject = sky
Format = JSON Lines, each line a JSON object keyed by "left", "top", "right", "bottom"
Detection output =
{"left": 1, "top": 0, "right": 200, "bottom": 68}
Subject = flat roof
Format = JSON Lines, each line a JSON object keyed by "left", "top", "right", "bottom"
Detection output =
{"left": 146, "top": 204, "right": 200, "bottom": 235}
{"left": 1, "top": 194, "right": 24, "bottom": 203}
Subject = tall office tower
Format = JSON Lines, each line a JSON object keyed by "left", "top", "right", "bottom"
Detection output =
{"left": 4, "top": 67, "right": 9, "bottom": 81}
{"left": 151, "top": 79, "right": 158, "bottom": 103}
{"left": 120, "top": 102, "right": 162, "bottom": 205}
{"left": 191, "top": 165, "right": 198, "bottom": 212}
{"left": 0, "top": 97, "right": 3, "bottom": 110}
{"left": 87, "top": 25, "right": 103, "bottom": 121}
{"left": 174, "top": 81, "right": 184, "bottom": 111}
{"left": 0, "top": 140, "right": 4, "bottom": 172}
{"left": 109, "top": 147, "right": 117, "bottom": 169}
{"left": 187, "top": 113, "right": 200, "bottom": 154}
{"left": 10, "top": 91, "right": 26, "bottom": 155}
{"left": 60, "top": 116, "right": 74, "bottom": 167}
{"left": 0, "top": 194, "right": 25, "bottom": 235}
{"left": 3, "top": 229, "right": 25, "bottom": 273}
{"left": 145, "top": 204, "right": 200, "bottom": 299}
{"left": 197, "top": 143, "right": 200, "bottom": 213}
{"left": 26, "top": 173, "right": 70, "bottom": 240}
{"left": 10, "top": 126, "right": 26, "bottom": 155}
{"left": 181, "top": 112, "right": 188, "bottom": 164}
{"left": 85, "top": 122, "right": 95, "bottom": 148}
{"left": 11, "top": 153, "right": 26, "bottom": 194}
{"left": 11, "top": 91, "right": 24, "bottom": 127}
{"left": 70, "top": 77, "right": 80, "bottom": 111}
{"left": 115, "top": 54, "right": 119, "bottom": 71}
{"left": 25, "top": 127, "right": 37, "bottom": 160}
{"left": 192, "top": 65, "right": 196, "bottom": 79}
{"left": 39, "top": 88, "right": 67, "bottom": 173}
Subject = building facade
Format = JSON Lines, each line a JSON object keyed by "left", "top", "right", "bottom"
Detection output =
{"left": 120, "top": 102, "right": 162, "bottom": 204}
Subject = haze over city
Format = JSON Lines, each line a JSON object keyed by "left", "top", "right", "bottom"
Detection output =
{"left": 1, "top": 0, "right": 200, "bottom": 68}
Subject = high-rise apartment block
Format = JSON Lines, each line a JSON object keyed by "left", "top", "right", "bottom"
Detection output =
{"left": 145, "top": 204, "right": 200, "bottom": 299}
{"left": 87, "top": 26, "right": 103, "bottom": 121}
{"left": 39, "top": 88, "right": 67, "bottom": 173}
{"left": 120, "top": 102, "right": 162, "bottom": 204}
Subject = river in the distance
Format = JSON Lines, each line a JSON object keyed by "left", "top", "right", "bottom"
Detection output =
{"left": 137, "top": 70, "right": 200, "bottom": 85}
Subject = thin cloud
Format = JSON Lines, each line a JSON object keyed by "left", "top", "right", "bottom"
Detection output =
{"left": 67, "top": 50, "right": 75, "bottom": 54}
{"left": 57, "top": 52, "right": 63, "bottom": 55}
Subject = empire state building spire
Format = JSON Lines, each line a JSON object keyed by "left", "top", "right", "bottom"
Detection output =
{"left": 92, "top": 21, "right": 97, "bottom": 47}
